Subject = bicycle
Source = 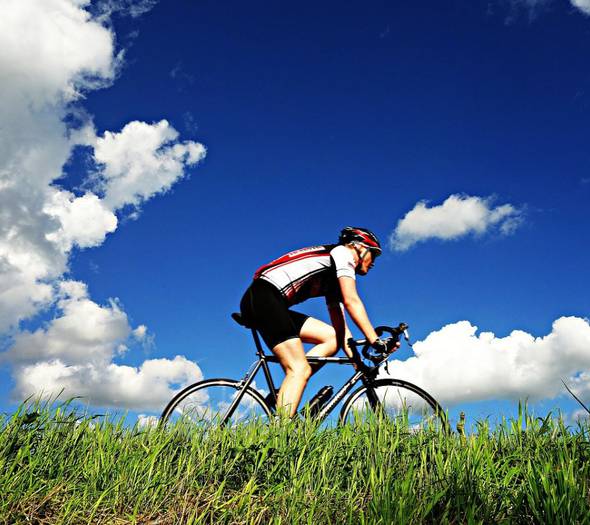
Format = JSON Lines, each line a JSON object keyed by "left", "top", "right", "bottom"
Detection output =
{"left": 160, "top": 313, "right": 449, "bottom": 432}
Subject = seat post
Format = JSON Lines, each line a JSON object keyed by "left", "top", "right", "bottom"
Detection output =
{"left": 251, "top": 328, "right": 266, "bottom": 357}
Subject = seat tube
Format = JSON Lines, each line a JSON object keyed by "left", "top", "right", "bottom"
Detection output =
{"left": 252, "top": 329, "right": 265, "bottom": 356}
{"left": 221, "top": 359, "right": 262, "bottom": 424}
{"left": 252, "top": 328, "right": 278, "bottom": 400}
{"left": 260, "top": 359, "right": 277, "bottom": 399}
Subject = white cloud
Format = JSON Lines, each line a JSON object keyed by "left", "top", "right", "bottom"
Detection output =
{"left": 0, "top": 263, "right": 54, "bottom": 335}
{"left": 0, "top": 0, "right": 117, "bottom": 331}
{"left": 0, "top": 0, "right": 206, "bottom": 410}
{"left": 389, "top": 194, "right": 523, "bottom": 251}
{"left": 380, "top": 316, "right": 590, "bottom": 407}
{"left": 11, "top": 356, "right": 202, "bottom": 412}
{"left": 0, "top": 0, "right": 115, "bottom": 111}
{"left": 0, "top": 0, "right": 205, "bottom": 332}
{"left": 93, "top": 120, "right": 206, "bottom": 210}
{"left": 571, "top": 0, "right": 590, "bottom": 15}
{"left": 44, "top": 191, "right": 118, "bottom": 250}
{"left": 4, "top": 281, "right": 130, "bottom": 366}
{"left": 4, "top": 281, "right": 202, "bottom": 410}
{"left": 133, "top": 324, "right": 148, "bottom": 340}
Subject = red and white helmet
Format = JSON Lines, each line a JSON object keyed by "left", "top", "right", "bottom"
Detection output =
{"left": 338, "top": 227, "right": 382, "bottom": 256}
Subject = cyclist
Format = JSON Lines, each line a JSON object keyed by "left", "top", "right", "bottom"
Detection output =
{"left": 239, "top": 227, "right": 396, "bottom": 417}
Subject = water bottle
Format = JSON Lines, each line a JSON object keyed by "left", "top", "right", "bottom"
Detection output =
{"left": 306, "top": 385, "right": 334, "bottom": 417}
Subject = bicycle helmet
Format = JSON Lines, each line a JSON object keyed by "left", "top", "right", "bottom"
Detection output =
{"left": 338, "top": 226, "right": 382, "bottom": 256}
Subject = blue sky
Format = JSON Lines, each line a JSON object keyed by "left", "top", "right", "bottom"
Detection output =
{"left": 1, "top": 0, "right": 589, "bottom": 427}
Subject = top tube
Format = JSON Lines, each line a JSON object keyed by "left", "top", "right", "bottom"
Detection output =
{"left": 261, "top": 354, "right": 354, "bottom": 365}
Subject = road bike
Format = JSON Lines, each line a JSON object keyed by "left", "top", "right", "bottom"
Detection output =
{"left": 160, "top": 313, "right": 449, "bottom": 432}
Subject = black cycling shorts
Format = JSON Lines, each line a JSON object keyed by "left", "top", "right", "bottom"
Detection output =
{"left": 240, "top": 279, "right": 309, "bottom": 350}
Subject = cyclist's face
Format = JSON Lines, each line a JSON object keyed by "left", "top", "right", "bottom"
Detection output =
{"left": 356, "top": 248, "right": 376, "bottom": 275}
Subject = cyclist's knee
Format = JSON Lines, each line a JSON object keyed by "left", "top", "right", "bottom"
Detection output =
{"left": 326, "top": 332, "right": 338, "bottom": 354}
{"left": 286, "top": 361, "right": 312, "bottom": 381}
{"left": 319, "top": 328, "right": 338, "bottom": 355}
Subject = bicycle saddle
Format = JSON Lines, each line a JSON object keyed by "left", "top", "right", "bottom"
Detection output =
{"left": 231, "top": 312, "right": 254, "bottom": 329}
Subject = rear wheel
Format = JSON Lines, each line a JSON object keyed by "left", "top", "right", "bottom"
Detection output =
{"left": 339, "top": 378, "right": 448, "bottom": 432}
{"left": 159, "top": 378, "right": 272, "bottom": 428}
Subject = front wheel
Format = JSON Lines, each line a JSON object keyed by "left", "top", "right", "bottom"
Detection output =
{"left": 339, "top": 378, "right": 449, "bottom": 432}
{"left": 160, "top": 378, "right": 272, "bottom": 428}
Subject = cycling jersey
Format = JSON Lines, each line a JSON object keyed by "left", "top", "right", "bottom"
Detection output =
{"left": 253, "top": 244, "right": 356, "bottom": 306}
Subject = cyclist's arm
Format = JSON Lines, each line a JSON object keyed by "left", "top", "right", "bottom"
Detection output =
{"left": 338, "top": 276, "right": 379, "bottom": 344}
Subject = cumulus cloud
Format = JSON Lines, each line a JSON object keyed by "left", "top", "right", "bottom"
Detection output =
{"left": 0, "top": 0, "right": 206, "bottom": 410}
{"left": 0, "top": 0, "right": 116, "bottom": 111}
{"left": 380, "top": 316, "right": 590, "bottom": 406}
{"left": 44, "top": 191, "right": 118, "bottom": 250}
{"left": 4, "top": 281, "right": 202, "bottom": 410}
{"left": 389, "top": 194, "right": 523, "bottom": 251}
{"left": 0, "top": 0, "right": 205, "bottom": 332}
{"left": 4, "top": 281, "right": 129, "bottom": 366}
{"left": 94, "top": 119, "right": 206, "bottom": 210}
{"left": 0, "top": 0, "right": 117, "bottom": 331}
{"left": 571, "top": 0, "right": 590, "bottom": 15}
{"left": 12, "top": 356, "right": 201, "bottom": 411}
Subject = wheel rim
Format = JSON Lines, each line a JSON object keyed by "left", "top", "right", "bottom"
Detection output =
{"left": 342, "top": 382, "right": 445, "bottom": 431}
{"left": 163, "top": 381, "right": 271, "bottom": 428}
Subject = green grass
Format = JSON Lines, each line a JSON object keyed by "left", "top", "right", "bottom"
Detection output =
{"left": 1, "top": 401, "right": 589, "bottom": 524}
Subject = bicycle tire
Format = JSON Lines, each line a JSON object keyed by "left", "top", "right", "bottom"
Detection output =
{"left": 159, "top": 378, "right": 272, "bottom": 428}
{"left": 339, "top": 378, "right": 449, "bottom": 432}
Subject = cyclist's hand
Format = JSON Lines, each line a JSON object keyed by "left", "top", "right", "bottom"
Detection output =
{"left": 371, "top": 338, "right": 388, "bottom": 355}
{"left": 373, "top": 337, "right": 401, "bottom": 355}
{"left": 384, "top": 336, "right": 401, "bottom": 354}
{"left": 389, "top": 340, "right": 401, "bottom": 353}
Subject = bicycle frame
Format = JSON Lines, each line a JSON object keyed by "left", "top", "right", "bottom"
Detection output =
{"left": 222, "top": 326, "right": 381, "bottom": 424}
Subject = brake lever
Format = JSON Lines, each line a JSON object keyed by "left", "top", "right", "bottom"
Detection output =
{"left": 403, "top": 329, "right": 413, "bottom": 348}
{"left": 382, "top": 327, "right": 412, "bottom": 374}
{"left": 382, "top": 335, "right": 398, "bottom": 374}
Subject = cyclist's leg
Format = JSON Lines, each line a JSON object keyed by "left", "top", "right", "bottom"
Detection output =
{"left": 272, "top": 337, "right": 312, "bottom": 418}
{"left": 299, "top": 317, "right": 338, "bottom": 374}
{"left": 240, "top": 281, "right": 313, "bottom": 417}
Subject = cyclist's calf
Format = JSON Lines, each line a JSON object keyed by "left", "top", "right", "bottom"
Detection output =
{"left": 273, "top": 338, "right": 313, "bottom": 416}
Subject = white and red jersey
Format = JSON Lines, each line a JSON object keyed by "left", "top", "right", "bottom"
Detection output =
{"left": 254, "top": 244, "right": 356, "bottom": 306}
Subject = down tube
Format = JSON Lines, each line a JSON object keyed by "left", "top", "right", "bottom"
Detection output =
{"left": 316, "top": 370, "right": 364, "bottom": 421}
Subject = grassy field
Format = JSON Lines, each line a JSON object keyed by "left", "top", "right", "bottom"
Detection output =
{"left": 1, "top": 402, "right": 589, "bottom": 524}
